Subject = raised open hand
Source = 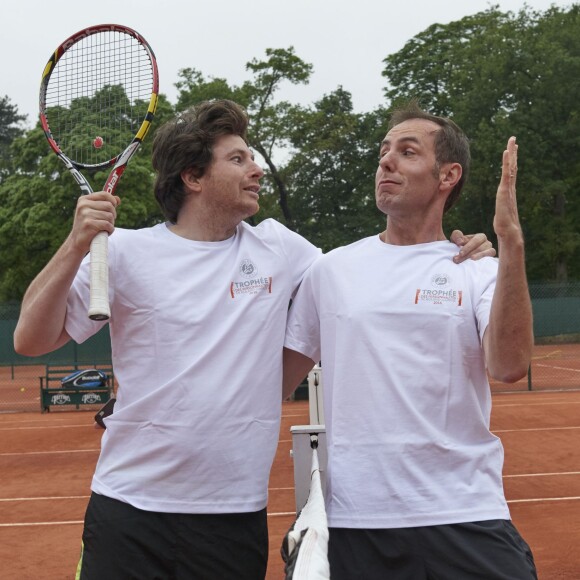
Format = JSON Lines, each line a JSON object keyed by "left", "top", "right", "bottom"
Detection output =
{"left": 494, "top": 136, "right": 522, "bottom": 240}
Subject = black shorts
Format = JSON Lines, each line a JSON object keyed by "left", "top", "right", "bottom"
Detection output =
{"left": 78, "top": 492, "right": 268, "bottom": 580}
{"left": 328, "top": 520, "right": 537, "bottom": 580}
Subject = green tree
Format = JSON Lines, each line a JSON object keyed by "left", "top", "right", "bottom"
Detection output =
{"left": 0, "top": 91, "right": 173, "bottom": 300}
{"left": 381, "top": 5, "right": 580, "bottom": 280}
{"left": 0, "top": 95, "right": 26, "bottom": 181}
{"left": 174, "top": 47, "right": 313, "bottom": 227}
{"left": 174, "top": 49, "right": 389, "bottom": 250}
{"left": 242, "top": 47, "right": 313, "bottom": 226}
{"left": 285, "top": 88, "right": 386, "bottom": 251}
{"left": 508, "top": 6, "right": 580, "bottom": 281}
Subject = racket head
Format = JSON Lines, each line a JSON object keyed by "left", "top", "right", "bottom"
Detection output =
{"left": 39, "top": 24, "right": 159, "bottom": 175}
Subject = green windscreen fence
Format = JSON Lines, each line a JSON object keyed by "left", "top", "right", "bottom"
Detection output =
{"left": 529, "top": 283, "right": 580, "bottom": 338}
{"left": 0, "top": 301, "right": 112, "bottom": 367}
{"left": 1, "top": 283, "right": 579, "bottom": 411}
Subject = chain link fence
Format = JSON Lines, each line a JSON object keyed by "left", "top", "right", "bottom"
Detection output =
{"left": 488, "top": 282, "right": 580, "bottom": 392}
{"left": 1, "top": 283, "right": 579, "bottom": 411}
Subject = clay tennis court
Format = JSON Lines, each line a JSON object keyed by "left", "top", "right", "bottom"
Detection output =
{"left": 1, "top": 385, "right": 580, "bottom": 579}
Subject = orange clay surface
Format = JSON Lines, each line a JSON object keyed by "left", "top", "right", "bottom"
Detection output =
{"left": 1, "top": 392, "right": 580, "bottom": 579}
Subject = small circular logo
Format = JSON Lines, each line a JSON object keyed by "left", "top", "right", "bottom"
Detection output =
{"left": 82, "top": 394, "right": 101, "bottom": 404}
{"left": 239, "top": 259, "right": 257, "bottom": 278}
{"left": 431, "top": 273, "right": 451, "bottom": 288}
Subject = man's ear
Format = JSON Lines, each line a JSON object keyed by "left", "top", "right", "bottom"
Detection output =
{"left": 439, "top": 162, "right": 462, "bottom": 193}
{"left": 181, "top": 168, "right": 202, "bottom": 193}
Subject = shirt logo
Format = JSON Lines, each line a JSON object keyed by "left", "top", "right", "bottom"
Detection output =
{"left": 415, "top": 274, "right": 462, "bottom": 306}
{"left": 431, "top": 273, "right": 451, "bottom": 288}
{"left": 230, "top": 259, "right": 272, "bottom": 298}
{"left": 239, "top": 259, "right": 258, "bottom": 278}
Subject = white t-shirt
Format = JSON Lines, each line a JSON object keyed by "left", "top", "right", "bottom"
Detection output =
{"left": 285, "top": 236, "right": 510, "bottom": 528}
{"left": 66, "top": 219, "right": 320, "bottom": 514}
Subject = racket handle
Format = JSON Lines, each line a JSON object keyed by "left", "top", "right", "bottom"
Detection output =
{"left": 88, "top": 231, "right": 111, "bottom": 320}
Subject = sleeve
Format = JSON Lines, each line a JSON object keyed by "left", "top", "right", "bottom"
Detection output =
{"left": 473, "top": 257, "right": 498, "bottom": 343}
{"left": 271, "top": 220, "right": 322, "bottom": 299}
{"left": 284, "top": 263, "right": 322, "bottom": 363}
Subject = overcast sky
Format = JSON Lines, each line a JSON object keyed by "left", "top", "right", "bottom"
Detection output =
{"left": 3, "top": 0, "right": 574, "bottom": 129}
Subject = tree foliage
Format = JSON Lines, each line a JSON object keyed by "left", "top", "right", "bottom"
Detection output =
{"left": 0, "top": 95, "right": 26, "bottom": 181}
{"left": 382, "top": 4, "right": 580, "bottom": 280}
{"left": 174, "top": 49, "right": 387, "bottom": 248}
{"left": 175, "top": 47, "right": 314, "bottom": 227}
{"left": 1, "top": 4, "right": 579, "bottom": 300}
{"left": 0, "top": 91, "right": 170, "bottom": 300}
{"left": 284, "top": 88, "right": 385, "bottom": 251}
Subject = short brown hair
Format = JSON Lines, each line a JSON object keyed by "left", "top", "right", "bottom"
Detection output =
{"left": 152, "top": 100, "right": 249, "bottom": 223}
{"left": 388, "top": 101, "right": 470, "bottom": 213}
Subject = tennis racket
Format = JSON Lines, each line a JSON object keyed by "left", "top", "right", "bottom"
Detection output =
{"left": 39, "top": 24, "right": 159, "bottom": 320}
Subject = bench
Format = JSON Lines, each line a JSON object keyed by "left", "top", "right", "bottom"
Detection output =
{"left": 39, "top": 364, "right": 115, "bottom": 413}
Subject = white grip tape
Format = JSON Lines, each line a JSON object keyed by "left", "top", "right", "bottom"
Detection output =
{"left": 88, "top": 231, "right": 111, "bottom": 320}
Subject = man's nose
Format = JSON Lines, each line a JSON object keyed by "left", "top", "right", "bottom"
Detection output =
{"left": 379, "top": 150, "right": 394, "bottom": 170}
{"left": 251, "top": 160, "right": 264, "bottom": 178}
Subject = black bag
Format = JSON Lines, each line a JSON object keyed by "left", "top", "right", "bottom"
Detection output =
{"left": 60, "top": 369, "right": 108, "bottom": 388}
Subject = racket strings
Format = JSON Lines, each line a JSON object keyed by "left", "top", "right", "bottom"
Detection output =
{"left": 43, "top": 29, "right": 155, "bottom": 167}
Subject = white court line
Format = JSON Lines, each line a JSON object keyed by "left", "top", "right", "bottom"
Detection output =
{"left": 4, "top": 500, "right": 580, "bottom": 527}
{"left": 0, "top": 424, "right": 92, "bottom": 431}
{"left": 536, "top": 363, "right": 580, "bottom": 373}
{"left": 493, "top": 401, "right": 580, "bottom": 408}
{"left": 0, "top": 490, "right": 296, "bottom": 503}
{"left": 504, "top": 471, "right": 580, "bottom": 478}
{"left": 493, "top": 425, "right": 580, "bottom": 433}
{"left": 0, "top": 449, "right": 99, "bottom": 457}
{"left": 0, "top": 419, "right": 73, "bottom": 424}
{"left": 508, "top": 496, "right": 580, "bottom": 504}
{"left": 0, "top": 521, "right": 83, "bottom": 527}
{"left": 1, "top": 495, "right": 579, "bottom": 527}
{"left": 0, "top": 495, "right": 89, "bottom": 502}
{"left": 0, "top": 513, "right": 297, "bottom": 527}
{"left": 0, "top": 419, "right": 307, "bottom": 430}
